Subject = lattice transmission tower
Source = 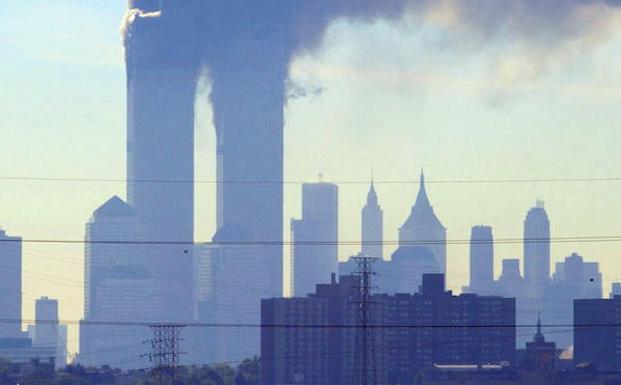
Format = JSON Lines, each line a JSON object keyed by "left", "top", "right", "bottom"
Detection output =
{"left": 352, "top": 255, "right": 378, "bottom": 385}
{"left": 147, "top": 324, "right": 185, "bottom": 385}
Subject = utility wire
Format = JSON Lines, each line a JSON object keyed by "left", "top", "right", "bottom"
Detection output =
{"left": 0, "top": 318, "right": 618, "bottom": 329}
{"left": 2, "top": 235, "right": 621, "bottom": 246}
{"left": 1, "top": 175, "right": 620, "bottom": 185}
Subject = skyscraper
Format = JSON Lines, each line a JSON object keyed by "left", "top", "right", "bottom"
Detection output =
{"left": 205, "top": 1, "right": 286, "bottom": 299}
{"left": 291, "top": 183, "right": 338, "bottom": 297}
{"left": 80, "top": 196, "right": 156, "bottom": 369}
{"left": 0, "top": 229, "right": 22, "bottom": 339}
{"left": 29, "top": 297, "right": 67, "bottom": 369}
{"left": 545, "top": 252, "right": 602, "bottom": 348}
{"left": 523, "top": 201, "right": 550, "bottom": 291}
{"left": 361, "top": 181, "right": 383, "bottom": 259}
{"left": 124, "top": 0, "right": 199, "bottom": 321}
{"left": 468, "top": 225, "right": 494, "bottom": 295}
{"left": 496, "top": 258, "right": 525, "bottom": 298}
{"left": 398, "top": 172, "right": 447, "bottom": 273}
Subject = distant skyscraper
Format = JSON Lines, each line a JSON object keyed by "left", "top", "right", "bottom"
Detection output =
{"left": 29, "top": 297, "right": 67, "bottom": 369}
{"left": 523, "top": 201, "right": 550, "bottom": 291}
{"left": 0, "top": 229, "right": 22, "bottom": 339}
{"left": 361, "top": 181, "right": 383, "bottom": 259}
{"left": 124, "top": 0, "right": 199, "bottom": 322}
{"left": 80, "top": 196, "right": 156, "bottom": 369}
{"left": 551, "top": 252, "right": 602, "bottom": 299}
{"left": 611, "top": 282, "right": 621, "bottom": 299}
{"left": 496, "top": 258, "right": 524, "bottom": 298}
{"left": 468, "top": 225, "right": 494, "bottom": 295}
{"left": 545, "top": 252, "right": 602, "bottom": 348}
{"left": 398, "top": 172, "right": 447, "bottom": 272}
{"left": 291, "top": 183, "right": 338, "bottom": 297}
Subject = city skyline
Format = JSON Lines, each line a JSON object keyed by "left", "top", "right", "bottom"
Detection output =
{"left": 2, "top": 0, "right": 621, "bottom": 359}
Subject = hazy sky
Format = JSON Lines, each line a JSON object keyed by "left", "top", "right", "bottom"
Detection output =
{"left": 2, "top": 1, "right": 621, "bottom": 356}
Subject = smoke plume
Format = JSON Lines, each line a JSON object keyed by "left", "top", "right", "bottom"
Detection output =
{"left": 122, "top": 0, "right": 621, "bottom": 84}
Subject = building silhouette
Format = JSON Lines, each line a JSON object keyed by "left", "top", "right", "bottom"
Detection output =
{"left": 262, "top": 274, "right": 515, "bottom": 385}
{"left": 523, "top": 201, "right": 550, "bottom": 296}
{"left": 466, "top": 225, "right": 495, "bottom": 295}
{"left": 611, "top": 282, "right": 621, "bottom": 299}
{"left": 80, "top": 196, "right": 156, "bottom": 369}
{"left": 361, "top": 181, "right": 383, "bottom": 259}
{"left": 523, "top": 315, "right": 557, "bottom": 372}
{"left": 124, "top": 0, "right": 199, "bottom": 323}
{"left": 291, "top": 182, "right": 339, "bottom": 297}
{"left": 340, "top": 246, "right": 441, "bottom": 295}
{"left": 398, "top": 172, "right": 447, "bottom": 273}
{"left": 0, "top": 229, "right": 22, "bottom": 339}
{"left": 574, "top": 295, "right": 621, "bottom": 370}
{"left": 544, "top": 252, "right": 602, "bottom": 348}
{"left": 207, "top": 5, "right": 287, "bottom": 301}
{"left": 496, "top": 259, "right": 524, "bottom": 298}
{"left": 27, "top": 297, "right": 67, "bottom": 369}
{"left": 341, "top": 182, "right": 441, "bottom": 294}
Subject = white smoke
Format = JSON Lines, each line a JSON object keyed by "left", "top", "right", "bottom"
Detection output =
{"left": 120, "top": 8, "right": 161, "bottom": 45}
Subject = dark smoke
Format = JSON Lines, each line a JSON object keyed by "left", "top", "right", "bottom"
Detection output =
{"left": 123, "top": 0, "right": 621, "bottom": 81}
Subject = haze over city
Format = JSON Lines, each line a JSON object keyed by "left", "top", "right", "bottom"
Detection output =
{"left": 2, "top": 0, "right": 621, "bottom": 376}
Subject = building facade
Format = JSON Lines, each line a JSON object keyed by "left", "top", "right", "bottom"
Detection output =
{"left": 262, "top": 274, "right": 516, "bottom": 385}
{"left": 291, "top": 182, "right": 339, "bottom": 297}
{"left": 574, "top": 295, "right": 621, "bottom": 370}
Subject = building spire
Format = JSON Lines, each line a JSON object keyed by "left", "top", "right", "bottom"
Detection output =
{"left": 366, "top": 179, "right": 378, "bottom": 206}
{"left": 414, "top": 169, "right": 431, "bottom": 210}
{"left": 534, "top": 312, "right": 545, "bottom": 343}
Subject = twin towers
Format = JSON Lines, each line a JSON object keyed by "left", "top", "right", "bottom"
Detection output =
{"left": 124, "top": 0, "right": 285, "bottom": 321}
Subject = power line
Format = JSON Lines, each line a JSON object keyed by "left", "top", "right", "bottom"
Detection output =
{"left": 1, "top": 175, "right": 620, "bottom": 185}
{"left": 2, "top": 235, "right": 621, "bottom": 246}
{"left": 0, "top": 318, "right": 619, "bottom": 329}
